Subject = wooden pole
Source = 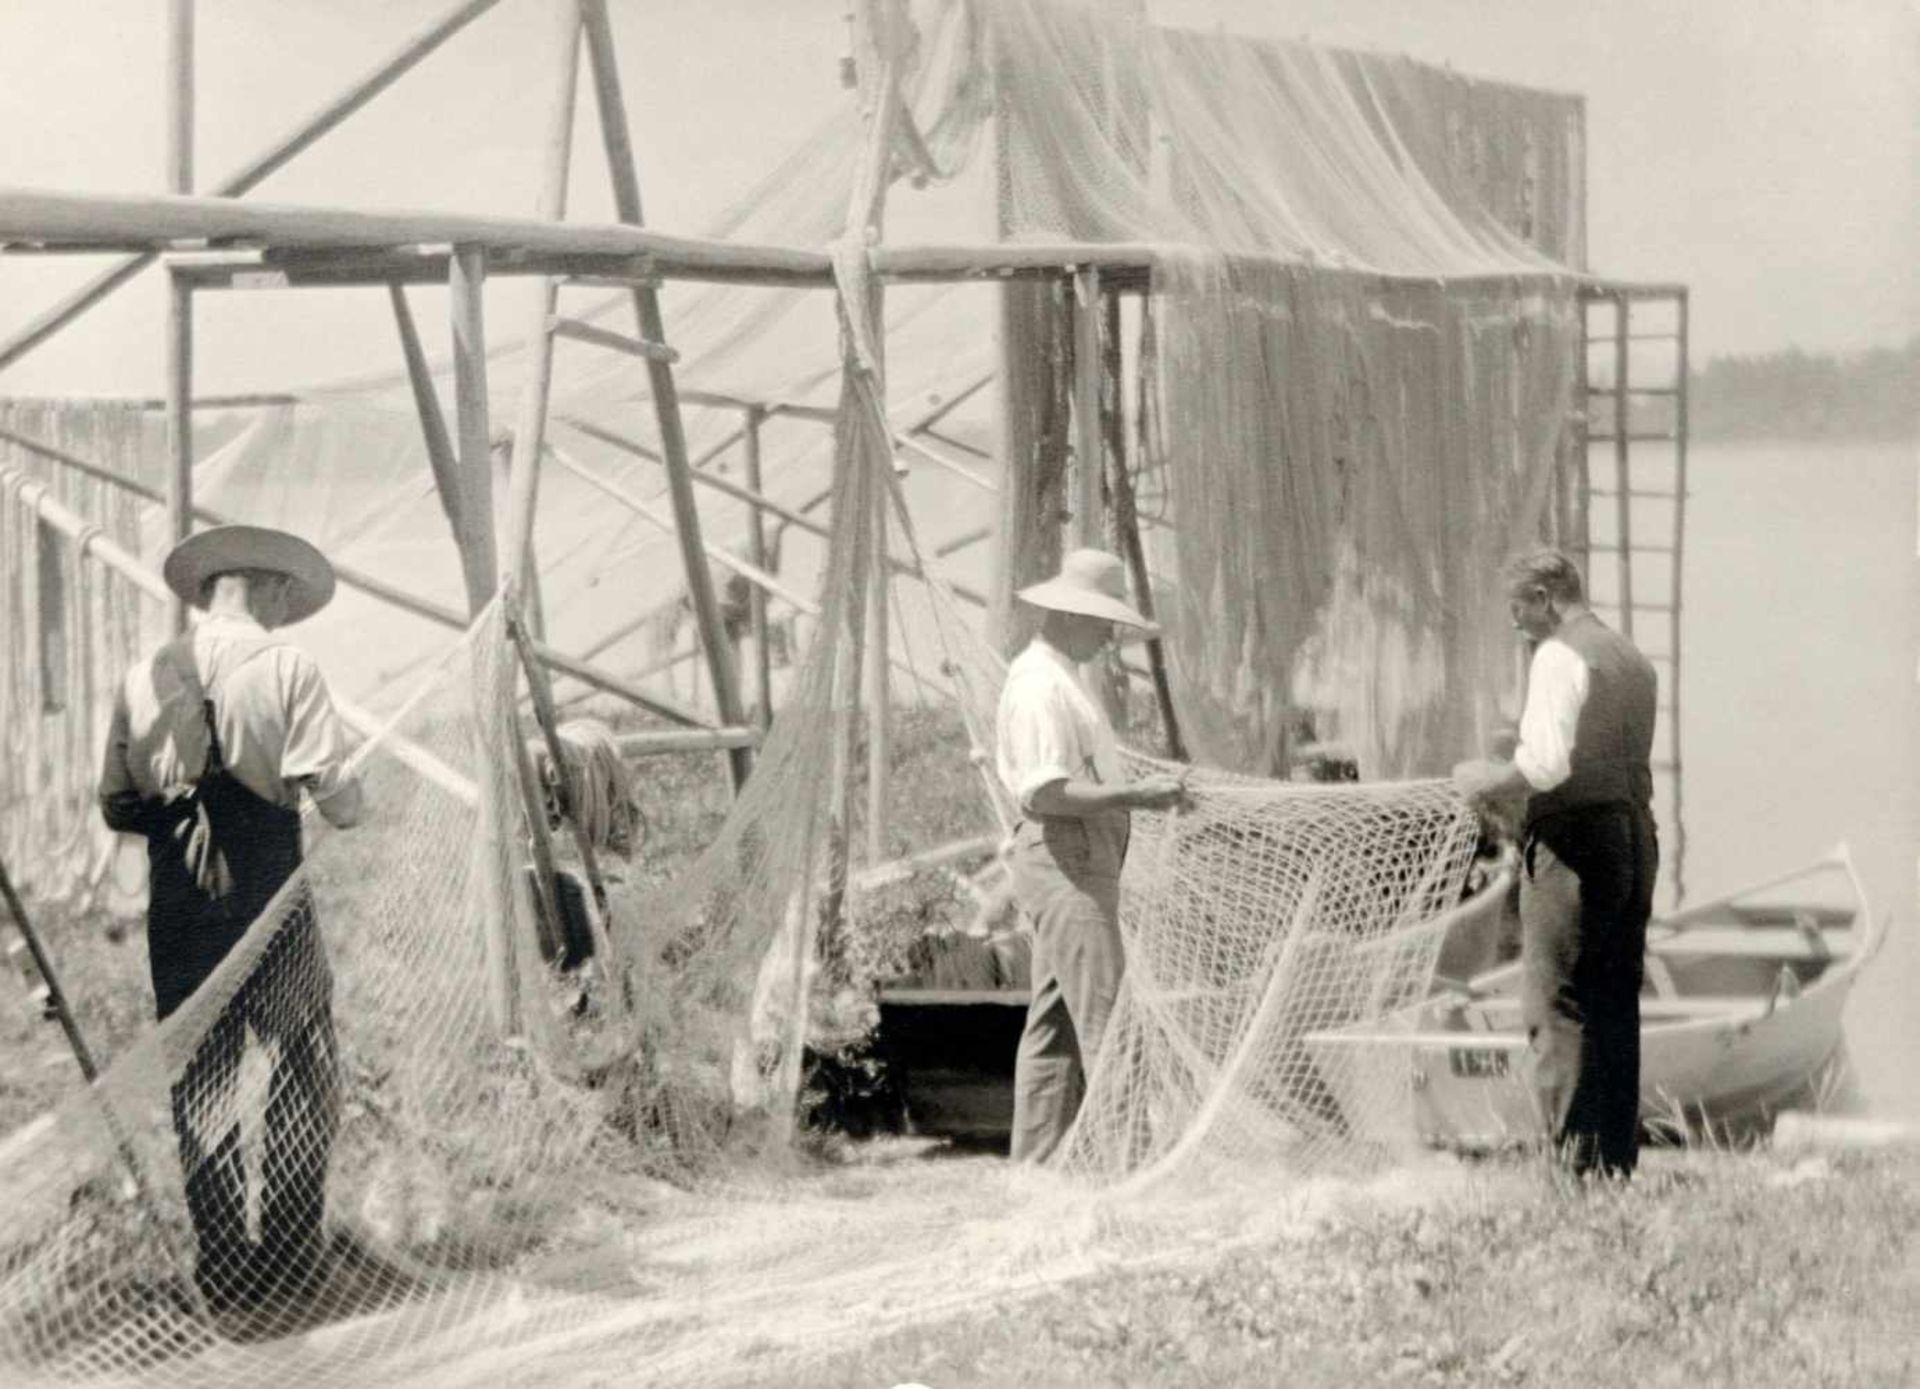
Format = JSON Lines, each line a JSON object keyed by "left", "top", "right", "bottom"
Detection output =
{"left": 0, "top": 845, "right": 211, "bottom": 1320}
{"left": 1071, "top": 267, "right": 1103, "bottom": 547}
{"left": 1670, "top": 288, "right": 1690, "bottom": 904}
{"left": 389, "top": 283, "right": 466, "bottom": 540}
{"left": 164, "top": 272, "right": 193, "bottom": 633}
{"left": 578, "top": 0, "right": 752, "bottom": 792}
{"left": 507, "top": 590, "right": 619, "bottom": 975}
{"left": 1611, "top": 291, "right": 1633, "bottom": 638}
{"left": 0, "top": 850, "right": 102, "bottom": 1081}
{"left": 501, "top": 1, "right": 584, "bottom": 613}
{"left": 845, "top": 0, "right": 906, "bottom": 878}
{"left": 742, "top": 405, "right": 774, "bottom": 730}
{"left": 0, "top": 0, "right": 508, "bottom": 375}
{"left": 448, "top": 245, "right": 500, "bottom": 614}
{"left": 865, "top": 425, "right": 890, "bottom": 866}
{"left": 1124, "top": 291, "right": 1186, "bottom": 760}
{"left": 168, "top": 0, "right": 193, "bottom": 196}
{"left": 449, "top": 244, "right": 518, "bottom": 1034}
{"left": 546, "top": 443, "right": 817, "bottom": 614}
{"left": 557, "top": 412, "right": 988, "bottom": 605}
{"left": 615, "top": 726, "right": 759, "bottom": 757}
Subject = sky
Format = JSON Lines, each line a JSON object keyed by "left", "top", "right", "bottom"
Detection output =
{"left": 0, "top": 0, "right": 1914, "bottom": 398}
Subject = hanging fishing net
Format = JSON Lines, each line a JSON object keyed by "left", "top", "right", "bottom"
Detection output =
{"left": 0, "top": 0, "right": 1600, "bottom": 1380}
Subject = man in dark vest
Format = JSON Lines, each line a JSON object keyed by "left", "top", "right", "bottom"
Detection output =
{"left": 1455, "top": 546, "right": 1658, "bottom": 1178}
{"left": 99, "top": 525, "right": 363, "bottom": 1312}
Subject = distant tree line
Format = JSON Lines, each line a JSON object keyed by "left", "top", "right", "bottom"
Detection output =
{"left": 1685, "top": 338, "right": 1918, "bottom": 441}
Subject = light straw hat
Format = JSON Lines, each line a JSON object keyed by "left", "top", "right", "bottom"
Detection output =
{"left": 1015, "top": 548, "right": 1159, "bottom": 635}
{"left": 163, "top": 524, "right": 337, "bottom": 625}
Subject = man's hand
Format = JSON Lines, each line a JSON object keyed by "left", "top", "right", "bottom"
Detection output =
{"left": 1453, "top": 757, "right": 1520, "bottom": 808}
{"left": 1127, "top": 772, "right": 1192, "bottom": 813}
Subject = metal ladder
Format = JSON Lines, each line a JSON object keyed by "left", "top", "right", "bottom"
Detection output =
{"left": 1575, "top": 283, "right": 1691, "bottom": 903}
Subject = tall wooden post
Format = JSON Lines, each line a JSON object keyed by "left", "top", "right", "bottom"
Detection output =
{"left": 578, "top": 0, "right": 751, "bottom": 791}
{"left": 389, "top": 284, "right": 468, "bottom": 544}
{"left": 164, "top": 5, "right": 194, "bottom": 633}
{"left": 501, "top": 0, "right": 583, "bottom": 611}
{"left": 1071, "top": 267, "right": 1104, "bottom": 547}
{"left": 1108, "top": 288, "right": 1186, "bottom": 760}
{"left": 448, "top": 246, "right": 500, "bottom": 615}
{"left": 168, "top": 0, "right": 194, "bottom": 196}
{"left": 986, "top": 29, "right": 1071, "bottom": 655}
{"left": 1611, "top": 291, "right": 1634, "bottom": 638}
{"left": 450, "top": 244, "right": 517, "bottom": 1035}
{"left": 742, "top": 404, "right": 774, "bottom": 729}
{"left": 164, "top": 273, "right": 193, "bottom": 633}
{"left": 845, "top": 0, "right": 906, "bottom": 870}
{"left": 1073, "top": 265, "right": 1125, "bottom": 726}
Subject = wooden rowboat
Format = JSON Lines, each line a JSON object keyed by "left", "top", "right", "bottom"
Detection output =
{"left": 1302, "top": 845, "right": 1886, "bottom": 1149}
{"left": 876, "top": 847, "right": 1884, "bottom": 1149}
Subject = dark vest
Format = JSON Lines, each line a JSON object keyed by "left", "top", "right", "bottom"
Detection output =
{"left": 1524, "top": 611, "right": 1657, "bottom": 827}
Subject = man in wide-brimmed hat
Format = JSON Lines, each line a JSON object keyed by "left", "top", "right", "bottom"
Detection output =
{"left": 99, "top": 524, "right": 362, "bottom": 1316}
{"left": 995, "top": 548, "right": 1188, "bottom": 1163}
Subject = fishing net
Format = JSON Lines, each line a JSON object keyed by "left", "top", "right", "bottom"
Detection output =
{"left": 0, "top": 0, "right": 1597, "bottom": 1379}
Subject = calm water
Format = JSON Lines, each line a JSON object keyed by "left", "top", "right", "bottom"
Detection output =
{"left": 1677, "top": 439, "right": 1918, "bottom": 1118}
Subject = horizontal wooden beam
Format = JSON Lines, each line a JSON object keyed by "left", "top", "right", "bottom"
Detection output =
{"left": 0, "top": 186, "right": 836, "bottom": 279}
{"left": 615, "top": 726, "right": 760, "bottom": 757}
{"left": 4, "top": 187, "right": 1602, "bottom": 296}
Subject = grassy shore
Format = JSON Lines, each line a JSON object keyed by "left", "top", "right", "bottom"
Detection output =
{"left": 776, "top": 1145, "right": 1919, "bottom": 1389}
{"left": 6, "top": 712, "right": 1913, "bottom": 1386}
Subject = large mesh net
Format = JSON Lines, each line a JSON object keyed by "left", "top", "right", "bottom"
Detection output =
{"left": 0, "top": 586, "right": 1485, "bottom": 1385}
{"left": 0, "top": 0, "right": 1599, "bottom": 1378}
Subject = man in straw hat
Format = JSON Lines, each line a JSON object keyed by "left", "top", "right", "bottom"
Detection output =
{"left": 995, "top": 548, "right": 1189, "bottom": 1163}
{"left": 99, "top": 525, "right": 363, "bottom": 1314}
{"left": 1454, "top": 546, "right": 1658, "bottom": 1180}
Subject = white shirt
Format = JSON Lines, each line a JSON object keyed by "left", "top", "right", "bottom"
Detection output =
{"left": 1513, "top": 637, "right": 1589, "bottom": 793}
{"left": 100, "top": 613, "right": 363, "bottom": 826}
{"left": 994, "top": 636, "right": 1126, "bottom": 815}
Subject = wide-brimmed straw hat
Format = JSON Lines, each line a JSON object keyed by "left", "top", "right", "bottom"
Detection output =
{"left": 163, "top": 524, "right": 337, "bottom": 625}
{"left": 1015, "top": 548, "right": 1159, "bottom": 635}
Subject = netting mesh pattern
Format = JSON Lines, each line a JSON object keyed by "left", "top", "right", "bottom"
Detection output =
{"left": 0, "top": 1, "right": 1591, "bottom": 1378}
{"left": 1061, "top": 761, "right": 1479, "bottom": 1182}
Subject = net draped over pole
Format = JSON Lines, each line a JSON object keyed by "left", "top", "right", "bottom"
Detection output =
{"left": 0, "top": 0, "right": 1605, "bottom": 1380}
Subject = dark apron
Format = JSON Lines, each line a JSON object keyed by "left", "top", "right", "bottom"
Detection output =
{"left": 144, "top": 689, "right": 338, "bottom": 1308}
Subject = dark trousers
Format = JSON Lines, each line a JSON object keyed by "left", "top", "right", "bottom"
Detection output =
{"left": 1519, "top": 804, "right": 1658, "bottom": 1178}
{"left": 148, "top": 798, "right": 339, "bottom": 1309}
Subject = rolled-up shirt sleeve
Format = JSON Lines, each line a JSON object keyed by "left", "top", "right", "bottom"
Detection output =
{"left": 278, "top": 651, "right": 364, "bottom": 827}
{"left": 1513, "top": 639, "right": 1589, "bottom": 792}
{"left": 999, "top": 677, "right": 1078, "bottom": 814}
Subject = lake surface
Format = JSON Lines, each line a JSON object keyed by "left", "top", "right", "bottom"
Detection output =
{"left": 1676, "top": 439, "right": 1917, "bottom": 1118}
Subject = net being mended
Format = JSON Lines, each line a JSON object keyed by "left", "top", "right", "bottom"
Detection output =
{"left": 0, "top": 584, "right": 1480, "bottom": 1386}
{"left": 0, "top": 234, "right": 1486, "bottom": 1387}
{"left": 0, "top": 0, "right": 1584, "bottom": 1380}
